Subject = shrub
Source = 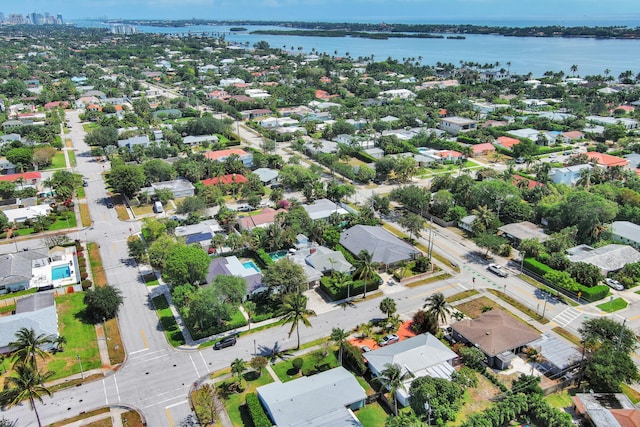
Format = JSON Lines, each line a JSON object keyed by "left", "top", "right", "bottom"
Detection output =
{"left": 292, "top": 358, "right": 303, "bottom": 373}
{"left": 80, "top": 272, "right": 89, "bottom": 280}
{"left": 255, "top": 249, "right": 274, "bottom": 267}
{"left": 81, "top": 279, "right": 92, "bottom": 290}
{"left": 577, "top": 284, "right": 609, "bottom": 302}
{"left": 245, "top": 393, "right": 271, "bottom": 427}
{"left": 342, "top": 341, "right": 367, "bottom": 375}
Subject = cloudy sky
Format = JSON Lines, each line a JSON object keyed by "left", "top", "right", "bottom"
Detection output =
{"left": 7, "top": 0, "right": 640, "bottom": 23}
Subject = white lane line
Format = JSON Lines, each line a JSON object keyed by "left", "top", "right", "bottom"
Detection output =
{"left": 189, "top": 353, "right": 201, "bottom": 378}
{"left": 113, "top": 375, "right": 121, "bottom": 402}
{"left": 129, "top": 348, "right": 150, "bottom": 355}
{"left": 199, "top": 351, "right": 208, "bottom": 371}
{"left": 102, "top": 379, "right": 109, "bottom": 405}
{"left": 166, "top": 399, "right": 190, "bottom": 409}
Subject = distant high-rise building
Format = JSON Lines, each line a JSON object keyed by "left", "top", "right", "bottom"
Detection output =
{"left": 110, "top": 24, "right": 137, "bottom": 35}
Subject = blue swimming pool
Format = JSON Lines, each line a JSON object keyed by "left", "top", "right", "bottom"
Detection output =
{"left": 51, "top": 265, "right": 71, "bottom": 280}
{"left": 242, "top": 261, "right": 261, "bottom": 274}
{"left": 268, "top": 250, "right": 288, "bottom": 261}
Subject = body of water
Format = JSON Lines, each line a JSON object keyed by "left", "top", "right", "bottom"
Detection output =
{"left": 76, "top": 21, "right": 640, "bottom": 78}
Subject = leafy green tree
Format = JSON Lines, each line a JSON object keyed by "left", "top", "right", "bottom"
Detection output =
{"left": 108, "top": 164, "right": 145, "bottom": 197}
{"left": 0, "top": 364, "right": 53, "bottom": 427}
{"left": 0, "top": 211, "right": 9, "bottom": 233}
{"left": 142, "top": 159, "right": 176, "bottom": 184}
{"left": 280, "top": 293, "right": 316, "bottom": 350}
{"left": 250, "top": 356, "right": 268, "bottom": 377}
{"left": 331, "top": 327, "right": 348, "bottom": 365}
{"left": 409, "top": 376, "right": 465, "bottom": 424}
{"left": 211, "top": 275, "right": 247, "bottom": 305}
{"left": 379, "top": 297, "right": 397, "bottom": 319}
{"left": 148, "top": 234, "right": 179, "bottom": 269}
{"left": 83, "top": 285, "right": 124, "bottom": 323}
{"left": 163, "top": 244, "right": 210, "bottom": 286}
{"left": 8, "top": 328, "right": 53, "bottom": 369}
{"left": 6, "top": 147, "right": 33, "bottom": 168}
{"left": 458, "top": 346, "right": 487, "bottom": 370}
{"left": 579, "top": 317, "right": 637, "bottom": 354}
{"left": 585, "top": 345, "right": 639, "bottom": 392}
{"left": 410, "top": 309, "right": 438, "bottom": 335}
{"left": 423, "top": 292, "right": 452, "bottom": 327}
{"left": 377, "top": 363, "right": 409, "bottom": 415}
{"left": 263, "top": 258, "right": 307, "bottom": 296}
{"left": 183, "top": 286, "right": 233, "bottom": 334}
{"left": 397, "top": 212, "right": 424, "bottom": 242}
{"left": 127, "top": 236, "right": 147, "bottom": 263}
{"left": 474, "top": 232, "right": 507, "bottom": 257}
{"left": 176, "top": 196, "right": 207, "bottom": 214}
{"left": 84, "top": 127, "right": 118, "bottom": 147}
{"left": 567, "top": 262, "right": 604, "bottom": 288}
{"left": 517, "top": 238, "right": 545, "bottom": 259}
{"left": 384, "top": 412, "right": 424, "bottom": 427}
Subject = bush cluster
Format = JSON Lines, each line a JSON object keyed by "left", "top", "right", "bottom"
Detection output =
{"left": 245, "top": 393, "right": 271, "bottom": 427}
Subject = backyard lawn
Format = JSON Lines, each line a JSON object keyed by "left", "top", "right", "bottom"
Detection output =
{"left": 356, "top": 402, "right": 388, "bottom": 427}
{"left": 49, "top": 152, "right": 67, "bottom": 169}
{"left": 271, "top": 348, "right": 339, "bottom": 382}
{"left": 45, "top": 292, "right": 101, "bottom": 380}
{"left": 151, "top": 294, "right": 185, "bottom": 347}
{"left": 214, "top": 369, "right": 274, "bottom": 426}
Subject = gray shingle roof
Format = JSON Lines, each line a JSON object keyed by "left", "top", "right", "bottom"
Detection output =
{"left": 339, "top": 225, "right": 420, "bottom": 265}
{"left": 567, "top": 244, "right": 640, "bottom": 274}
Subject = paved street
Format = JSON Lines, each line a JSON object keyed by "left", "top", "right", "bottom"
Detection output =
{"left": 1, "top": 112, "right": 639, "bottom": 426}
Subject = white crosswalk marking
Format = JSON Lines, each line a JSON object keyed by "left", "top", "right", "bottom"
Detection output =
{"left": 552, "top": 308, "right": 582, "bottom": 327}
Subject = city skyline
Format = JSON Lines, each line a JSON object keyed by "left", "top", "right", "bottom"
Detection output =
{"left": 3, "top": 0, "right": 640, "bottom": 24}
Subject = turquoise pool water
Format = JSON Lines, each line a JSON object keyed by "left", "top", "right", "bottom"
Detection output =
{"left": 52, "top": 265, "right": 71, "bottom": 280}
{"left": 268, "top": 250, "right": 288, "bottom": 261}
{"left": 242, "top": 261, "right": 261, "bottom": 274}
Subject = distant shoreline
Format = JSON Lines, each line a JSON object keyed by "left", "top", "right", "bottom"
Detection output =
{"left": 102, "top": 19, "right": 640, "bottom": 40}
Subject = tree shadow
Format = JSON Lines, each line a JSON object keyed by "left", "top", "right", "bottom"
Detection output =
{"left": 73, "top": 308, "right": 100, "bottom": 325}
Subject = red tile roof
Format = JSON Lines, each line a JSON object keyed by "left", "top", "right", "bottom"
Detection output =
{"left": 587, "top": 152, "right": 629, "bottom": 167}
{"left": 0, "top": 171, "right": 41, "bottom": 182}
{"left": 472, "top": 143, "right": 496, "bottom": 154}
{"left": 496, "top": 136, "right": 520, "bottom": 149}
{"left": 201, "top": 174, "right": 248, "bottom": 186}
{"left": 513, "top": 175, "right": 544, "bottom": 190}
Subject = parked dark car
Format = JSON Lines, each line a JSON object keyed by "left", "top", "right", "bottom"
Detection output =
{"left": 214, "top": 336, "right": 237, "bottom": 350}
{"left": 106, "top": 201, "right": 114, "bottom": 209}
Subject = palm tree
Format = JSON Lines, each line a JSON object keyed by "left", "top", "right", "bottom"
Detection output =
{"left": 52, "top": 336, "right": 67, "bottom": 353}
{"left": 525, "top": 347, "right": 544, "bottom": 375}
{"left": 1, "top": 364, "right": 53, "bottom": 427}
{"left": 379, "top": 297, "right": 397, "bottom": 320}
{"left": 377, "top": 363, "right": 410, "bottom": 416}
{"left": 423, "top": 292, "right": 452, "bottom": 328}
{"left": 9, "top": 328, "right": 53, "bottom": 368}
{"left": 230, "top": 358, "right": 247, "bottom": 389}
{"left": 280, "top": 293, "right": 316, "bottom": 350}
{"left": 570, "top": 64, "right": 578, "bottom": 76}
{"left": 243, "top": 301, "right": 256, "bottom": 332}
{"left": 331, "top": 327, "right": 348, "bottom": 365}
{"left": 355, "top": 250, "right": 379, "bottom": 299}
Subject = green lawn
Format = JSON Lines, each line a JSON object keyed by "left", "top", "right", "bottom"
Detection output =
{"left": 545, "top": 391, "right": 574, "bottom": 409}
{"left": 596, "top": 297, "right": 628, "bottom": 313}
{"left": 68, "top": 150, "right": 77, "bottom": 167}
{"left": 0, "top": 288, "right": 37, "bottom": 301}
{"left": 46, "top": 292, "right": 101, "bottom": 380}
{"left": 151, "top": 294, "right": 185, "bottom": 347}
{"left": 76, "top": 187, "right": 85, "bottom": 199}
{"left": 50, "top": 152, "right": 67, "bottom": 169}
{"left": 217, "top": 369, "right": 274, "bottom": 426}
{"left": 356, "top": 402, "right": 388, "bottom": 427}
{"left": 48, "top": 212, "right": 78, "bottom": 231}
{"left": 271, "top": 348, "right": 339, "bottom": 382}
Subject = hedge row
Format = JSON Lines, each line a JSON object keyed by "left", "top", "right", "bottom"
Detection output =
{"left": 245, "top": 393, "right": 271, "bottom": 427}
{"left": 254, "top": 249, "right": 274, "bottom": 268}
{"left": 319, "top": 276, "right": 380, "bottom": 300}
{"left": 524, "top": 258, "right": 608, "bottom": 302}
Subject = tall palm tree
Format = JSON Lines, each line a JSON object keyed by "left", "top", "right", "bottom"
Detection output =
{"left": 230, "top": 358, "right": 246, "bottom": 388}
{"left": 9, "top": 328, "right": 53, "bottom": 369}
{"left": 423, "top": 292, "right": 452, "bottom": 327}
{"left": 331, "top": 327, "right": 348, "bottom": 365}
{"left": 1, "top": 364, "right": 53, "bottom": 427}
{"left": 378, "top": 363, "right": 410, "bottom": 416}
{"left": 280, "top": 293, "right": 316, "bottom": 350}
{"left": 355, "top": 250, "right": 379, "bottom": 299}
{"left": 379, "top": 297, "right": 397, "bottom": 320}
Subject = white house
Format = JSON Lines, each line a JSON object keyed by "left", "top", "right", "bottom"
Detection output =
{"left": 610, "top": 221, "right": 640, "bottom": 249}
{"left": 438, "top": 116, "right": 478, "bottom": 135}
{"left": 549, "top": 164, "right": 592, "bottom": 186}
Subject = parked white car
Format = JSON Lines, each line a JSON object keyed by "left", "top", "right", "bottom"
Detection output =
{"left": 605, "top": 278, "right": 624, "bottom": 291}
{"left": 487, "top": 263, "right": 508, "bottom": 278}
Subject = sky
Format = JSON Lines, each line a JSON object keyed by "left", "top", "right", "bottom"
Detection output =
{"left": 6, "top": 0, "right": 640, "bottom": 24}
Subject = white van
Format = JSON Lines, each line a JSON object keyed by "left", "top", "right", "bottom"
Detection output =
{"left": 153, "top": 201, "right": 164, "bottom": 213}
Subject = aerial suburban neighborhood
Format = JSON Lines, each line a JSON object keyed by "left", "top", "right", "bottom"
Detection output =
{"left": 1, "top": 13, "right": 640, "bottom": 427}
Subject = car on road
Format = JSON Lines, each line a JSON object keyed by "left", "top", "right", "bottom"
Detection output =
{"left": 82, "top": 180, "right": 89, "bottom": 187}
{"left": 236, "top": 205, "right": 254, "bottom": 212}
{"left": 605, "top": 278, "right": 624, "bottom": 291}
{"left": 487, "top": 263, "right": 508, "bottom": 278}
{"left": 379, "top": 334, "right": 399, "bottom": 347}
{"left": 106, "top": 201, "right": 114, "bottom": 209}
{"left": 213, "top": 336, "right": 237, "bottom": 350}
{"left": 361, "top": 345, "right": 372, "bottom": 353}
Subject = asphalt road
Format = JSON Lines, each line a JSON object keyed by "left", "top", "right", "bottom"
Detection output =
{"left": 2, "top": 113, "right": 637, "bottom": 426}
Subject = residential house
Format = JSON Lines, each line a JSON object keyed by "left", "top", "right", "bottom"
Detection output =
{"left": 566, "top": 244, "right": 640, "bottom": 275}
{"left": 2, "top": 120, "right": 23, "bottom": 131}
{"left": 117, "top": 135, "right": 151, "bottom": 151}
{"left": 507, "top": 128, "right": 544, "bottom": 143}
{"left": 513, "top": 175, "right": 544, "bottom": 190}
{"left": 586, "top": 115, "right": 638, "bottom": 130}
{"left": 205, "top": 148, "right": 253, "bottom": 168}
{"left": 494, "top": 136, "right": 520, "bottom": 150}
{"left": 498, "top": 221, "right": 549, "bottom": 246}
{"left": 303, "top": 198, "right": 349, "bottom": 221}
{"left": 257, "top": 367, "right": 366, "bottom": 427}
{"left": 436, "top": 150, "right": 464, "bottom": 162}
{"left": 471, "top": 143, "right": 496, "bottom": 157}
{"left": 2, "top": 205, "right": 51, "bottom": 223}
{"left": 549, "top": 164, "right": 592, "bottom": 186}
{"left": 206, "top": 256, "right": 264, "bottom": 295}
{"left": 535, "top": 111, "right": 576, "bottom": 122}
{"left": 152, "top": 109, "right": 182, "bottom": 119}
{"left": 0, "top": 159, "right": 16, "bottom": 174}
{"left": 0, "top": 293, "right": 58, "bottom": 354}
{"left": 182, "top": 135, "right": 219, "bottom": 146}
{"left": 378, "top": 89, "right": 416, "bottom": 100}
{"left": 364, "top": 147, "right": 385, "bottom": 159}
{"left": 201, "top": 174, "right": 248, "bottom": 186}
{"left": 219, "top": 78, "right": 245, "bottom": 87}
{"left": 366, "top": 333, "right": 458, "bottom": 407}
{"left": 258, "top": 116, "right": 298, "bottom": 128}
{"left": 340, "top": 225, "right": 421, "bottom": 268}
{"left": 0, "top": 171, "right": 41, "bottom": 188}
{"left": 174, "top": 219, "right": 222, "bottom": 247}
{"left": 0, "top": 249, "right": 49, "bottom": 293}
{"left": 611, "top": 221, "right": 640, "bottom": 249}
{"left": 0, "top": 133, "right": 21, "bottom": 146}
{"left": 252, "top": 168, "right": 279, "bottom": 185}
{"left": 529, "top": 333, "right": 582, "bottom": 376}
{"left": 303, "top": 245, "right": 354, "bottom": 274}
{"left": 572, "top": 393, "right": 640, "bottom": 427}
{"left": 451, "top": 309, "right": 540, "bottom": 369}
{"left": 438, "top": 117, "right": 478, "bottom": 135}
{"left": 586, "top": 152, "right": 629, "bottom": 168}
{"left": 458, "top": 215, "right": 477, "bottom": 233}
{"left": 237, "top": 207, "right": 286, "bottom": 232}
{"left": 239, "top": 109, "right": 272, "bottom": 120}
{"left": 560, "top": 130, "right": 584, "bottom": 143}
{"left": 139, "top": 178, "right": 195, "bottom": 198}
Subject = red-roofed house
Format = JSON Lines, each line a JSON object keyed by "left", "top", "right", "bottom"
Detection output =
{"left": 513, "top": 175, "right": 544, "bottom": 190}
{"left": 0, "top": 171, "right": 41, "bottom": 187}
{"left": 472, "top": 143, "right": 496, "bottom": 156}
{"left": 201, "top": 174, "right": 248, "bottom": 186}
{"left": 587, "top": 152, "right": 629, "bottom": 168}
{"left": 561, "top": 130, "right": 584, "bottom": 143}
{"left": 237, "top": 207, "right": 287, "bottom": 232}
{"left": 610, "top": 105, "right": 635, "bottom": 114}
{"left": 495, "top": 136, "right": 521, "bottom": 150}
{"left": 44, "top": 101, "right": 69, "bottom": 109}
{"left": 204, "top": 149, "right": 253, "bottom": 167}
{"left": 436, "top": 150, "right": 464, "bottom": 161}
{"left": 315, "top": 90, "right": 331, "bottom": 100}
{"left": 207, "top": 90, "right": 230, "bottom": 100}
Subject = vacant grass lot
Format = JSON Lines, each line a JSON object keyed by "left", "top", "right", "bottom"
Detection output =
{"left": 45, "top": 292, "right": 101, "bottom": 380}
{"left": 596, "top": 297, "right": 628, "bottom": 313}
{"left": 48, "top": 152, "right": 67, "bottom": 169}
{"left": 454, "top": 296, "right": 500, "bottom": 318}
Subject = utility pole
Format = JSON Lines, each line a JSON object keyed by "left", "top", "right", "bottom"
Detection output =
{"left": 617, "top": 318, "right": 627, "bottom": 352}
